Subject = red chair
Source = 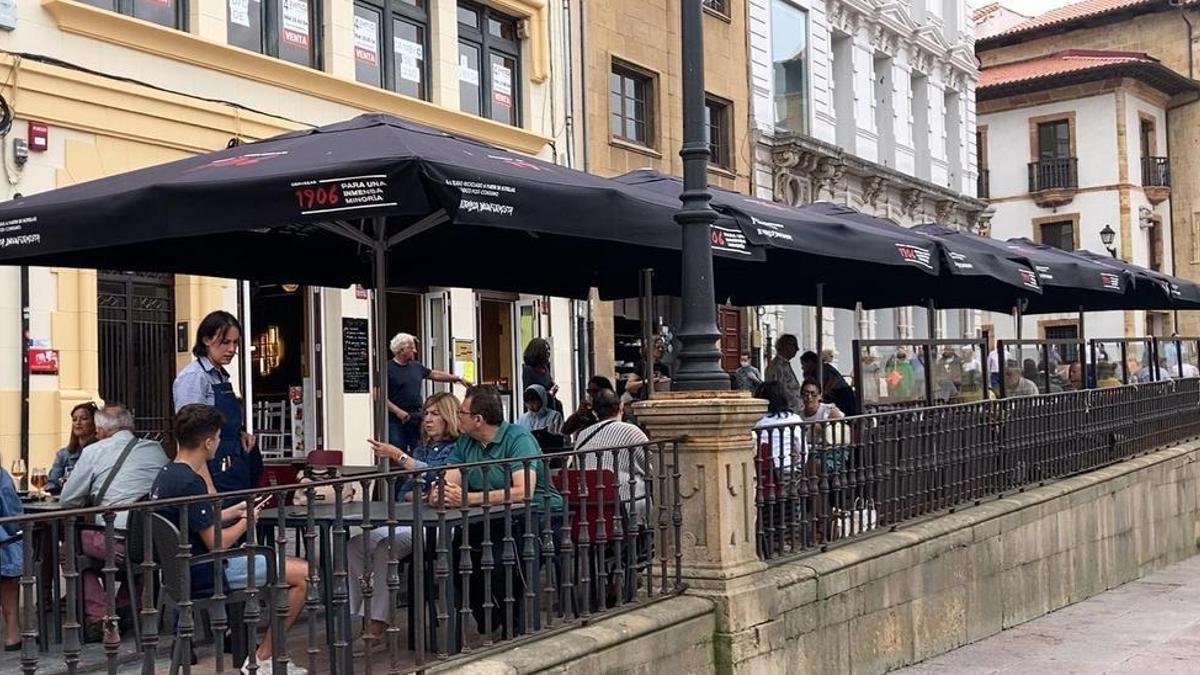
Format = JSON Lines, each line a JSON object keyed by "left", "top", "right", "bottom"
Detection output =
{"left": 552, "top": 468, "right": 619, "bottom": 543}
{"left": 305, "top": 449, "right": 344, "bottom": 468}
{"left": 757, "top": 440, "right": 779, "bottom": 500}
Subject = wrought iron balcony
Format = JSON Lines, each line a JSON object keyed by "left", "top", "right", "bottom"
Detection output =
{"left": 1141, "top": 156, "right": 1170, "bottom": 187}
{"left": 1027, "top": 157, "right": 1079, "bottom": 193}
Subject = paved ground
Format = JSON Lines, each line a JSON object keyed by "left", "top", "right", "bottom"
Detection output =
{"left": 896, "top": 555, "right": 1200, "bottom": 674}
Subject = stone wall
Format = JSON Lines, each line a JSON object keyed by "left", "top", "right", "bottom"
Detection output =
{"left": 720, "top": 439, "right": 1200, "bottom": 673}
{"left": 450, "top": 437, "right": 1200, "bottom": 674}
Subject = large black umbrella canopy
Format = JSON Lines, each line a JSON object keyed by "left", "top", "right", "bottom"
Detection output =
{"left": 0, "top": 113, "right": 715, "bottom": 298}
{"left": 997, "top": 237, "right": 1134, "bottom": 313}
{"left": 615, "top": 169, "right": 949, "bottom": 309}
{"left": 1069, "top": 248, "right": 1200, "bottom": 310}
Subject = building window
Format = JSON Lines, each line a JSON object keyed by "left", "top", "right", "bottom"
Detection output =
{"left": 82, "top": 0, "right": 186, "bottom": 29}
{"left": 458, "top": 1, "right": 521, "bottom": 126}
{"left": 1037, "top": 119, "right": 1071, "bottom": 160}
{"left": 227, "top": 0, "right": 320, "bottom": 68}
{"left": 976, "top": 127, "right": 989, "bottom": 199}
{"left": 702, "top": 0, "right": 728, "bottom": 13}
{"left": 1029, "top": 117, "right": 1076, "bottom": 191}
{"left": 771, "top": 0, "right": 809, "bottom": 134}
{"left": 610, "top": 64, "right": 652, "bottom": 146}
{"left": 705, "top": 96, "right": 731, "bottom": 169}
{"left": 351, "top": 0, "right": 429, "bottom": 100}
{"left": 1038, "top": 220, "right": 1075, "bottom": 252}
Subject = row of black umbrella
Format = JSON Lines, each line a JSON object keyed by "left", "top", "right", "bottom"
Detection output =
{"left": 0, "top": 113, "right": 1193, "bottom": 315}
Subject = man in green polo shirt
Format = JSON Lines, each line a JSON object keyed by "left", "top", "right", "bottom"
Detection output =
{"left": 431, "top": 384, "right": 563, "bottom": 511}
{"left": 428, "top": 384, "right": 562, "bottom": 637}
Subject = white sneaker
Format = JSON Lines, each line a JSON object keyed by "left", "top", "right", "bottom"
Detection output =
{"left": 241, "top": 658, "right": 308, "bottom": 675}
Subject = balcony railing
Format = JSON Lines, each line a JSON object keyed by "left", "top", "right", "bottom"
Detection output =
{"left": 1027, "top": 157, "right": 1078, "bottom": 192}
{"left": 977, "top": 168, "right": 990, "bottom": 199}
{"left": 1142, "top": 156, "right": 1170, "bottom": 187}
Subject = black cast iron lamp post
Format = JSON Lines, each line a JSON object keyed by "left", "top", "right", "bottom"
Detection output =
{"left": 1100, "top": 224, "right": 1117, "bottom": 258}
{"left": 671, "top": 0, "right": 731, "bottom": 391}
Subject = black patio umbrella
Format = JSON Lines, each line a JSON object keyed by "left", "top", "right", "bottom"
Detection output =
{"left": 615, "top": 169, "right": 945, "bottom": 309}
{"left": 993, "top": 237, "right": 1135, "bottom": 313}
{"left": 0, "top": 113, "right": 749, "bottom": 439}
{"left": 1069, "top": 248, "right": 1200, "bottom": 310}
{"left": 616, "top": 170, "right": 1043, "bottom": 312}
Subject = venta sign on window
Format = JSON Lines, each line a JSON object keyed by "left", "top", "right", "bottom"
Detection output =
{"left": 491, "top": 62, "right": 512, "bottom": 107}
{"left": 353, "top": 14, "right": 379, "bottom": 65}
{"left": 282, "top": 0, "right": 310, "bottom": 48}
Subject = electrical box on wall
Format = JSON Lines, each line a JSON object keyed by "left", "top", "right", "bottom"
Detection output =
{"left": 28, "top": 122, "right": 49, "bottom": 152}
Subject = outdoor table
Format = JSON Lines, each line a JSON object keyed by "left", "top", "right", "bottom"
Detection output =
{"left": 21, "top": 499, "right": 70, "bottom": 649}
{"left": 258, "top": 500, "right": 526, "bottom": 670}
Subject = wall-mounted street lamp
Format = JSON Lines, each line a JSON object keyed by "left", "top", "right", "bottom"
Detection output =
{"left": 1099, "top": 224, "right": 1117, "bottom": 258}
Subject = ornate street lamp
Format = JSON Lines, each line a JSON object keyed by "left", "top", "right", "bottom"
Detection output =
{"left": 671, "top": 0, "right": 729, "bottom": 391}
{"left": 1100, "top": 224, "right": 1117, "bottom": 258}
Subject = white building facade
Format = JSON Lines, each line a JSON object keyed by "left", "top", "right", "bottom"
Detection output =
{"left": 748, "top": 0, "right": 986, "bottom": 373}
{"left": 977, "top": 50, "right": 1189, "bottom": 344}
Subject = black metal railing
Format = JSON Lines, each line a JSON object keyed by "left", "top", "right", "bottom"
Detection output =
{"left": 977, "top": 168, "right": 990, "bottom": 199}
{"left": 1141, "top": 156, "right": 1170, "bottom": 187}
{"left": 0, "top": 440, "right": 682, "bottom": 673}
{"left": 1028, "top": 157, "right": 1078, "bottom": 192}
{"left": 754, "top": 377, "right": 1200, "bottom": 560}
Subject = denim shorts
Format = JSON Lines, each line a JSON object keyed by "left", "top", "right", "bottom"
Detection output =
{"left": 225, "top": 553, "right": 269, "bottom": 590}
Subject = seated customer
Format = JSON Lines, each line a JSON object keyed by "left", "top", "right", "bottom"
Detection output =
{"left": 48, "top": 401, "right": 98, "bottom": 493}
{"left": 574, "top": 388, "right": 651, "bottom": 519}
{"left": 0, "top": 461, "right": 21, "bottom": 650}
{"left": 517, "top": 384, "right": 563, "bottom": 436}
{"left": 60, "top": 404, "right": 169, "bottom": 641}
{"left": 1004, "top": 361, "right": 1040, "bottom": 397}
{"left": 349, "top": 392, "right": 460, "bottom": 646}
{"left": 428, "top": 385, "right": 563, "bottom": 638}
{"left": 561, "top": 376, "right": 614, "bottom": 436}
{"left": 150, "top": 404, "right": 309, "bottom": 674}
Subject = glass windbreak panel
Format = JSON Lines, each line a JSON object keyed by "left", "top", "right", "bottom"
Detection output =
{"left": 133, "top": 0, "right": 178, "bottom": 28}
{"left": 1127, "top": 342, "right": 1157, "bottom": 382}
{"left": 771, "top": 0, "right": 809, "bottom": 134}
{"left": 353, "top": 4, "right": 384, "bottom": 87}
{"left": 859, "top": 345, "right": 926, "bottom": 410}
{"left": 229, "top": 0, "right": 265, "bottom": 53}
{"left": 277, "top": 0, "right": 316, "bottom": 67}
{"left": 488, "top": 52, "right": 517, "bottom": 126}
{"left": 393, "top": 19, "right": 426, "bottom": 99}
{"left": 1093, "top": 341, "right": 1126, "bottom": 386}
{"left": 930, "top": 344, "right": 987, "bottom": 403}
{"left": 458, "top": 43, "right": 482, "bottom": 116}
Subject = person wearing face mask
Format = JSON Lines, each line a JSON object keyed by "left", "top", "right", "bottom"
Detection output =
{"left": 172, "top": 310, "right": 261, "bottom": 495}
{"left": 733, "top": 351, "right": 763, "bottom": 392}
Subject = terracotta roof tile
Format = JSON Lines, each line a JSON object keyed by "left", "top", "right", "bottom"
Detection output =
{"left": 987, "top": 0, "right": 1161, "bottom": 40}
{"left": 979, "top": 49, "right": 1157, "bottom": 89}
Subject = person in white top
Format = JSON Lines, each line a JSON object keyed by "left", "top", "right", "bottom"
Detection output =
{"left": 799, "top": 380, "right": 844, "bottom": 424}
{"left": 754, "top": 381, "right": 804, "bottom": 470}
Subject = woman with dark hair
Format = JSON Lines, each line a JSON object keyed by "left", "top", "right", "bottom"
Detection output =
{"left": 47, "top": 401, "right": 98, "bottom": 493}
{"left": 172, "top": 310, "right": 261, "bottom": 494}
{"left": 521, "top": 338, "right": 561, "bottom": 413}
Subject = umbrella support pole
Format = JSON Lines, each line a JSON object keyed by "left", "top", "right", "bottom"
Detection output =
{"left": 815, "top": 283, "right": 824, "bottom": 369}
{"left": 640, "top": 269, "right": 654, "bottom": 396}
{"left": 371, "top": 217, "right": 390, "bottom": 463}
{"left": 925, "top": 299, "right": 935, "bottom": 406}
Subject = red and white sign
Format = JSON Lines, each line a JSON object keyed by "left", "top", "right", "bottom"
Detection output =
{"left": 28, "top": 348, "right": 59, "bottom": 375}
{"left": 282, "top": 0, "right": 310, "bottom": 48}
{"left": 491, "top": 61, "right": 512, "bottom": 107}
{"left": 353, "top": 14, "right": 378, "bottom": 65}
{"left": 28, "top": 122, "right": 48, "bottom": 153}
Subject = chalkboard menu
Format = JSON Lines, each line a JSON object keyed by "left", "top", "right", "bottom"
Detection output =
{"left": 342, "top": 318, "right": 371, "bottom": 394}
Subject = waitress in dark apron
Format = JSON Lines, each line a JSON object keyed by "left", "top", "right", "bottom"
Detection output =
{"left": 172, "top": 310, "right": 262, "bottom": 495}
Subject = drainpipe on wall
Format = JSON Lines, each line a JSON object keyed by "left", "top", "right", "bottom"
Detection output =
{"left": 578, "top": 0, "right": 589, "bottom": 173}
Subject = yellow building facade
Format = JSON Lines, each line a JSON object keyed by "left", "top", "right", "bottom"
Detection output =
{"left": 0, "top": 0, "right": 581, "bottom": 468}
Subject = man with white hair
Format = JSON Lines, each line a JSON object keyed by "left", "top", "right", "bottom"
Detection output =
{"left": 60, "top": 403, "right": 168, "bottom": 641}
{"left": 388, "top": 332, "right": 469, "bottom": 450}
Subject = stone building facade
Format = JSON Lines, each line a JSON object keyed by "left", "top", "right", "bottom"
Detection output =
{"left": 748, "top": 0, "right": 987, "bottom": 368}
{"left": 975, "top": 0, "right": 1200, "bottom": 337}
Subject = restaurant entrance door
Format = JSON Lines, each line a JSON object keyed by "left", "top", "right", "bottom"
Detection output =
{"left": 478, "top": 296, "right": 517, "bottom": 420}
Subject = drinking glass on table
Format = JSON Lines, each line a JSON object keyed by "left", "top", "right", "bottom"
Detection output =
{"left": 9, "top": 459, "right": 25, "bottom": 483}
{"left": 30, "top": 467, "right": 48, "bottom": 493}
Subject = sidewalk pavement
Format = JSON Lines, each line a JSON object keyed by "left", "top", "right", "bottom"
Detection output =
{"left": 894, "top": 554, "right": 1200, "bottom": 674}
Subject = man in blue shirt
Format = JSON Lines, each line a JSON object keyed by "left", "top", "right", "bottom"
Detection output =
{"left": 387, "top": 332, "right": 468, "bottom": 450}
{"left": 429, "top": 385, "right": 562, "bottom": 637}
